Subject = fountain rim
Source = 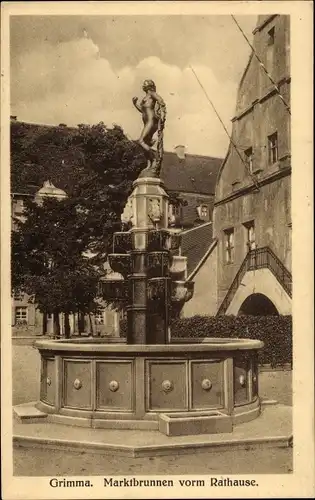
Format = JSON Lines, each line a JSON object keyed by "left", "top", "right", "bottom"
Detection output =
{"left": 34, "top": 338, "right": 263, "bottom": 352}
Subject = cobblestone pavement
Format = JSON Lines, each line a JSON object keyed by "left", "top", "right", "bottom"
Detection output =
{"left": 14, "top": 445, "right": 293, "bottom": 476}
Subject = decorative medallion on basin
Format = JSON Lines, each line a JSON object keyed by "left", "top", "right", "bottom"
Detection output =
{"left": 73, "top": 379, "right": 82, "bottom": 390}
{"left": 239, "top": 374, "right": 246, "bottom": 387}
{"left": 201, "top": 378, "right": 212, "bottom": 391}
{"left": 109, "top": 380, "right": 120, "bottom": 392}
{"left": 46, "top": 377, "right": 51, "bottom": 386}
{"left": 162, "top": 380, "right": 174, "bottom": 393}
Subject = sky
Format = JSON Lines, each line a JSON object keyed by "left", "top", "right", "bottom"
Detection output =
{"left": 10, "top": 15, "right": 258, "bottom": 157}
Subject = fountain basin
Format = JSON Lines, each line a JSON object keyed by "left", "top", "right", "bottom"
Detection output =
{"left": 35, "top": 338, "right": 263, "bottom": 433}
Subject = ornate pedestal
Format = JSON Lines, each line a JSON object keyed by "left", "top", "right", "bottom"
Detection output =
{"left": 101, "top": 176, "right": 193, "bottom": 344}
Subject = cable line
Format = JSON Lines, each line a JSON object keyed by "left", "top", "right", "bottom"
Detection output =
{"left": 189, "top": 65, "right": 260, "bottom": 191}
{"left": 231, "top": 15, "right": 291, "bottom": 115}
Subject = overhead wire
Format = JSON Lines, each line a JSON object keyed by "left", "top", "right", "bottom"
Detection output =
{"left": 189, "top": 65, "right": 260, "bottom": 191}
{"left": 231, "top": 15, "right": 291, "bottom": 115}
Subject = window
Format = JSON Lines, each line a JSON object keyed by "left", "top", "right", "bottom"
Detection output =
{"left": 15, "top": 306, "right": 28, "bottom": 324}
{"left": 168, "top": 204, "right": 182, "bottom": 226}
{"left": 197, "top": 204, "right": 209, "bottom": 219}
{"left": 266, "top": 27, "right": 275, "bottom": 73}
{"left": 244, "top": 221, "right": 256, "bottom": 251}
{"left": 95, "top": 310, "right": 105, "bottom": 325}
{"left": 244, "top": 147, "right": 253, "bottom": 173}
{"left": 268, "top": 132, "right": 278, "bottom": 164}
{"left": 169, "top": 204, "right": 181, "bottom": 217}
{"left": 199, "top": 205, "right": 208, "bottom": 218}
{"left": 224, "top": 229, "right": 235, "bottom": 264}
{"left": 267, "top": 27, "right": 275, "bottom": 45}
{"left": 14, "top": 199, "right": 24, "bottom": 215}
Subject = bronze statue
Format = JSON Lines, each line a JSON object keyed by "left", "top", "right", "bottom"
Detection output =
{"left": 132, "top": 80, "right": 166, "bottom": 178}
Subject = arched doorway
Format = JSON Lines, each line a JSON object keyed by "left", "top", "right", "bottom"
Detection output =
{"left": 239, "top": 293, "right": 279, "bottom": 316}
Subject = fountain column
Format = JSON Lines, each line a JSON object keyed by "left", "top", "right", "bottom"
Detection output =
{"left": 126, "top": 176, "right": 170, "bottom": 344}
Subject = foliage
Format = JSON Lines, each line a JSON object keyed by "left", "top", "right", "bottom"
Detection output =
{"left": 11, "top": 122, "right": 146, "bottom": 323}
{"left": 12, "top": 197, "right": 102, "bottom": 315}
{"left": 168, "top": 191, "right": 188, "bottom": 209}
{"left": 170, "top": 315, "right": 292, "bottom": 367}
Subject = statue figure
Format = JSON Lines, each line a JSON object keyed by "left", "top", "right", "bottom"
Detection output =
{"left": 132, "top": 80, "right": 166, "bottom": 178}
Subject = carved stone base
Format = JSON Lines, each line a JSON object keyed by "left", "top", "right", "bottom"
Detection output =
{"left": 127, "top": 177, "right": 169, "bottom": 229}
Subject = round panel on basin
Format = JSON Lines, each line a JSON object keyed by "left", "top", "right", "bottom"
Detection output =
{"left": 35, "top": 338, "right": 263, "bottom": 430}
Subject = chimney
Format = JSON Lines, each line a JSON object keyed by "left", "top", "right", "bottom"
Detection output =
{"left": 174, "top": 145, "right": 186, "bottom": 160}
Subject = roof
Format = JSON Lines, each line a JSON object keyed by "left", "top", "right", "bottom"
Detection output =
{"left": 10, "top": 119, "right": 222, "bottom": 197}
{"left": 253, "top": 15, "right": 278, "bottom": 33}
{"left": 161, "top": 151, "right": 222, "bottom": 195}
{"left": 179, "top": 222, "right": 214, "bottom": 277}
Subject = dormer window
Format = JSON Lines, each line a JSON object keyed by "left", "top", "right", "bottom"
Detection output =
{"left": 201, "top": 205, "right": 208, "bottom": 218}
{"left": 169, "top": 204, "right": 181, "bottom": 217}
{"left": 196, "top": 204, "right": 209, "bottom": 220}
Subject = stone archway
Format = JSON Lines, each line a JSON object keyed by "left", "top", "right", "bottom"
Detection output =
{"left": 239, "top": 293, "right": 279, "bottom": 316}
{"left": 226, "top": 269, "right": 291, "bottom": 316}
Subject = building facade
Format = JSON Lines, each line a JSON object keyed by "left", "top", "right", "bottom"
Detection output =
{"left": 214, "top": 14, "right": 292, "bottom": 316}
{"left": 162, "top": 146, "right": 221, "bottom": 228}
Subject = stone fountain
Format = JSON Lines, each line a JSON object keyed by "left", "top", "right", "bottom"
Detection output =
{"left": 33, "top": 81, "right": 263, "bottom": 436}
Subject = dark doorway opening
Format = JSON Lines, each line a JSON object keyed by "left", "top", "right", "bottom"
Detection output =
{"left": 239, "top": 293, "right": 279, "bottom": 316}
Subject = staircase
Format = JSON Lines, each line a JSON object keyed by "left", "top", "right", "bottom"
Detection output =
{"left": 217, "top": 247, "right": 292, "bottom": 316}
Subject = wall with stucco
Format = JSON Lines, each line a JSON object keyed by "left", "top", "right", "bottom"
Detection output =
{"left": 214, "top": 174, "right": 291, "bottom": 308}
{"left": 226, "top": 269, "right": 291, "bottom": 315}
{"left": 214, "top": 15, "right": 291, "bottom": 311}
{"left": 183, "top": 244, "right": 218, "bottom": 317}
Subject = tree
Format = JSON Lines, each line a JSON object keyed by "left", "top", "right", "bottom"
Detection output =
{"left": 11, "top": 122, "right": 146, "bottom": 335}
{"left": 70, "top": 123, "right": 145, "bottom": 255}
{"left": 12, "top": 197, "right": 102, "bottom": 334}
